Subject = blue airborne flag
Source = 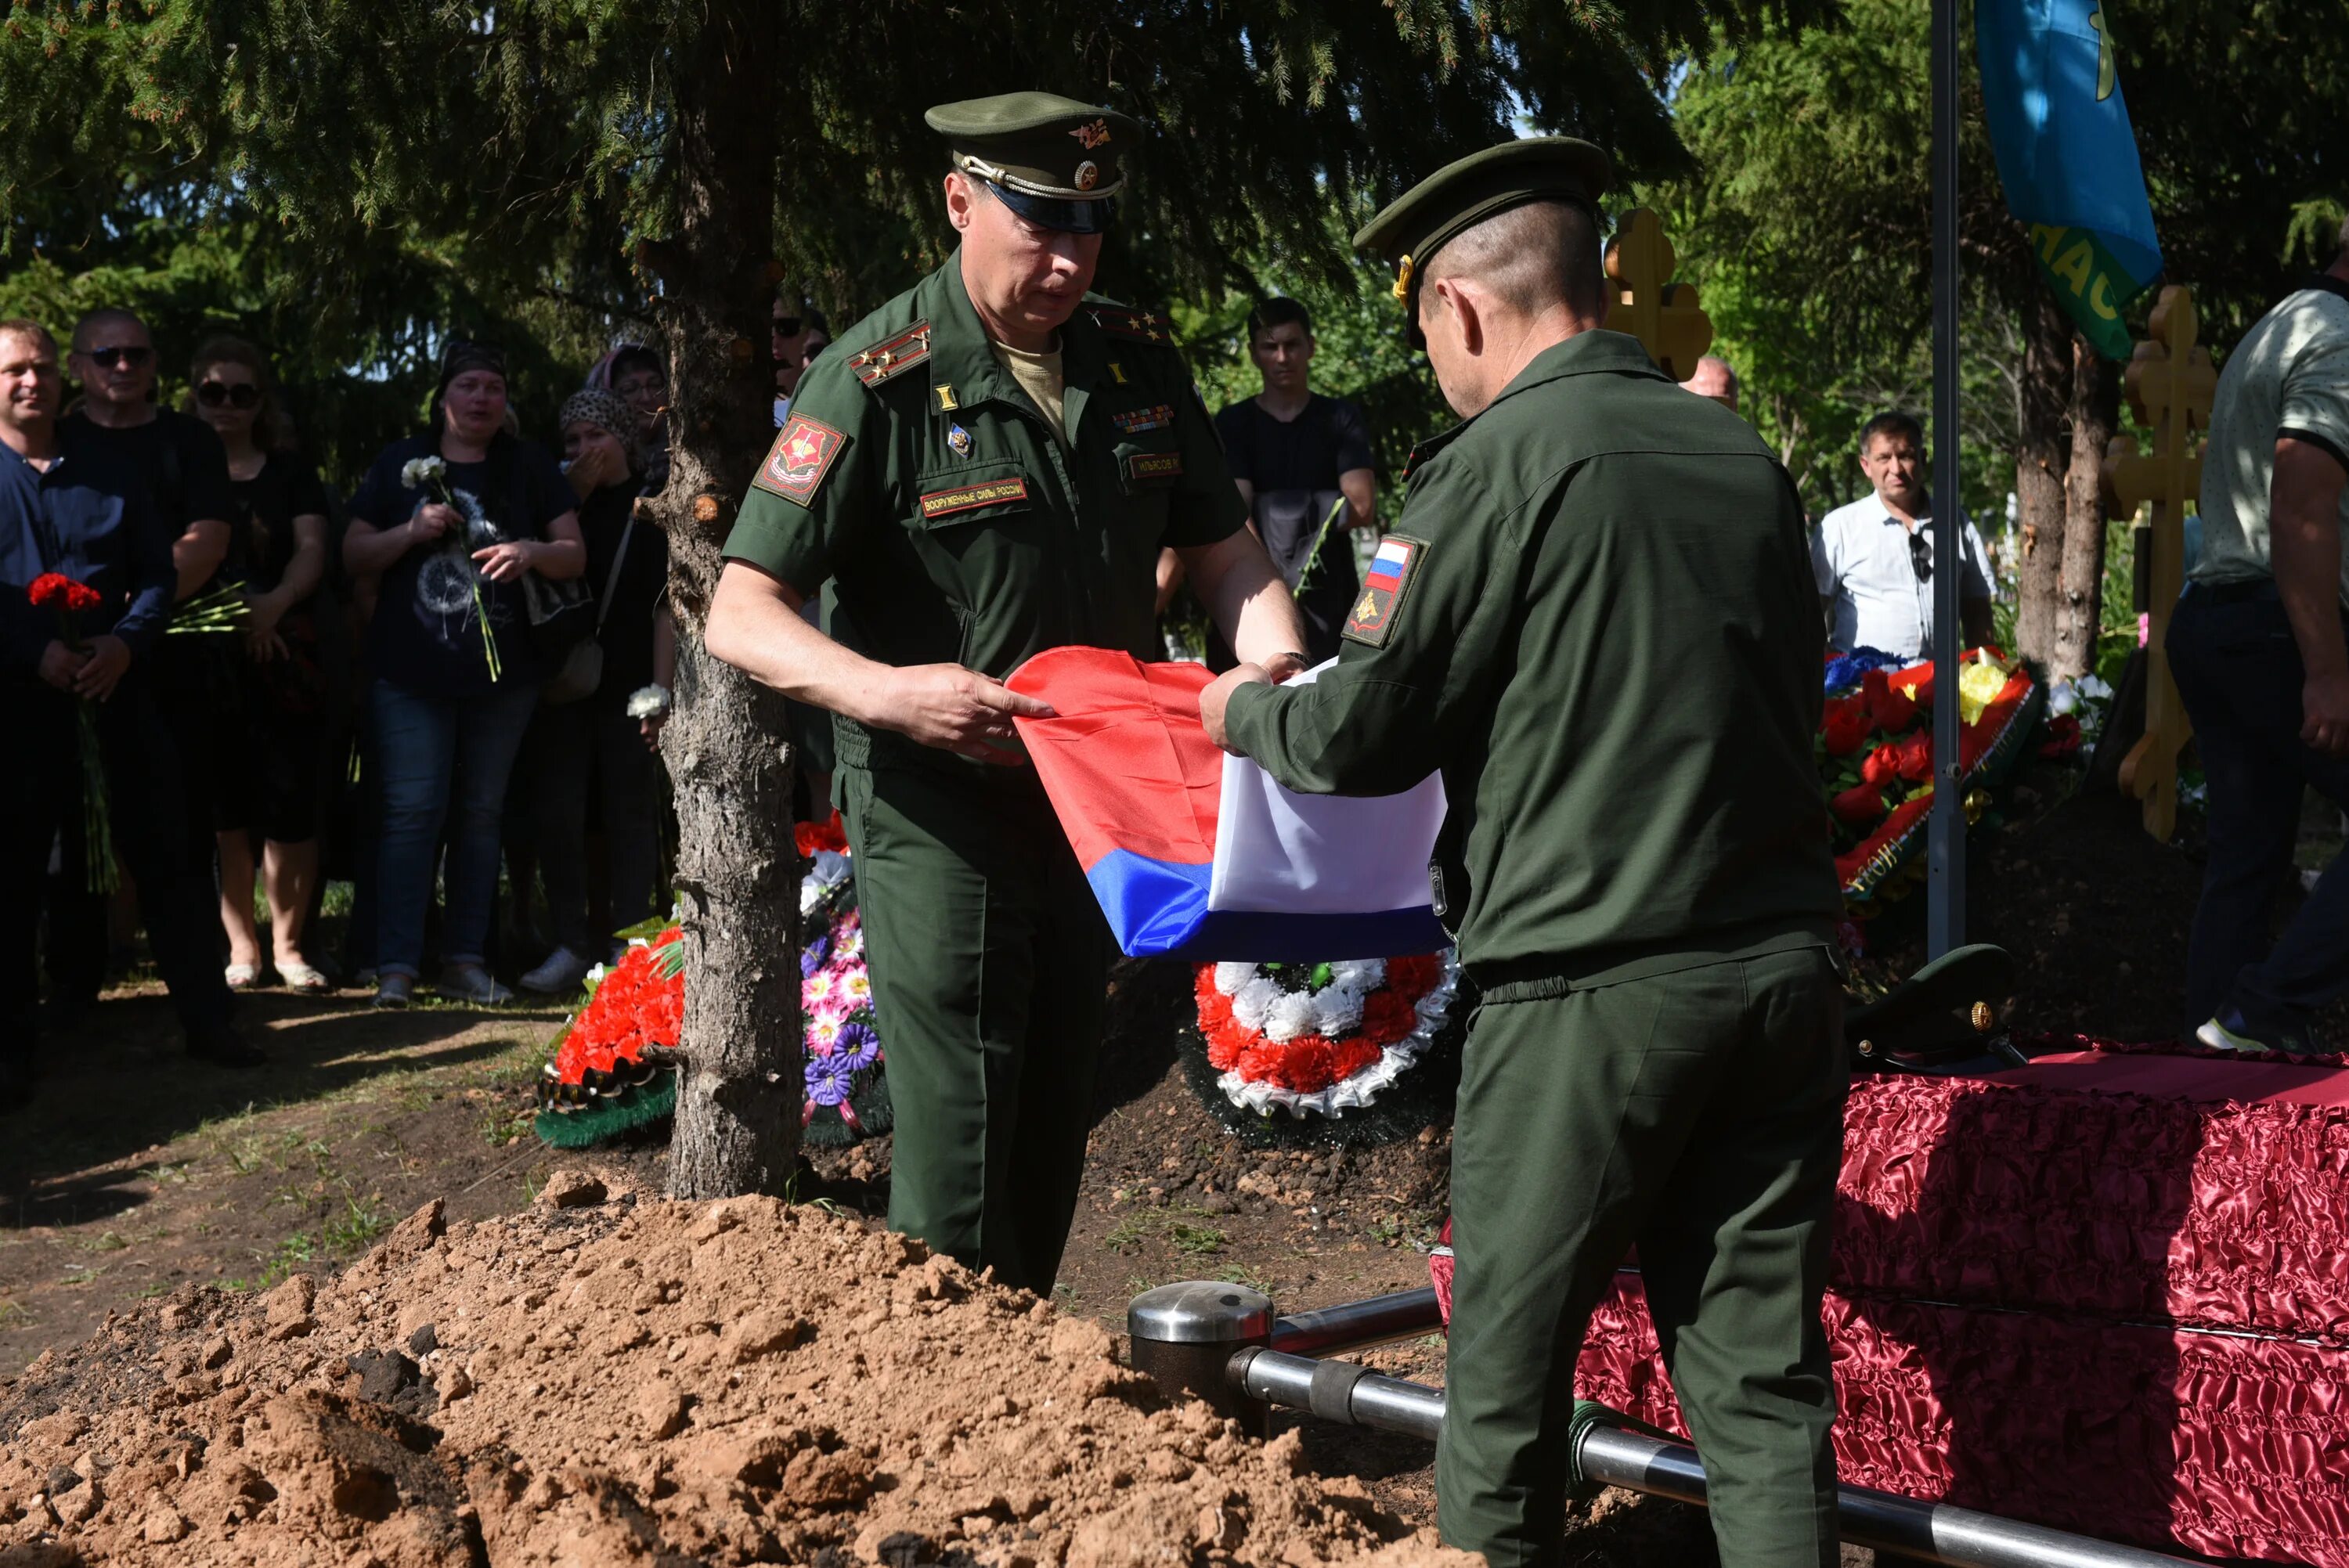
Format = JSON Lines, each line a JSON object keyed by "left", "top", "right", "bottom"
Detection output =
{"left": 1976, "top": 0, "right": 2163, "bottom": 359}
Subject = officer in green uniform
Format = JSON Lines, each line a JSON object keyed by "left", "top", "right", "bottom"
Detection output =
{"left": 1201, "top": 140, "right": 1848, "bottom": 1567}
{"left": 707, "top": 92, "right": 1311, "bottom": 1296}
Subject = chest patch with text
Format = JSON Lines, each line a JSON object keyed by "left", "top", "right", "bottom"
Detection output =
{"left": 920, "top": 477, "right": 1030, "bottom": 520}
{"left": 1124, "top": 450, "right": 1184, "bottom": 485}
{"left": 1110, "top": 403, "right": 1177, "bottom": 436}
{"left": 752, "top": 414, "right": 846, "bottom": 506}
{"left": 1343, "top": 535, "right": 1427, "bottom": 647}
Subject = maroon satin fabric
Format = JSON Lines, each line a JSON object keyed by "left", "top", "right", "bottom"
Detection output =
{"left": 1435, "top": 1045, "right": 2349, "bottom": 1562}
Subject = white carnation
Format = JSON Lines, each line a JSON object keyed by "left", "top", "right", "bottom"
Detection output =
{"left": 1329, "top": 959, "right": 1386, "bottom": 990}
{"left": 399, "top": 455, "right": 447, "bottom": 491}
{"left": 1213, "top": 961, "right": 1257, "bottom": 996}
{"left": 1263, "top": 990, "right": 1318, "bottom": 1043}
{"left": 2078, "top": 673, "right": 2113, "bottom": 701}
{"left": 1312, "top": 984, "right": 1366, "bottom": 1037}
{"left": 1229, "top": 977, "right": 1282, "bottom": 1032}
{"left": 2046, "top": 678, "right": 2078, "bottom": 716}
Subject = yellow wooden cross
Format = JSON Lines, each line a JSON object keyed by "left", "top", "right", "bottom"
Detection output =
{"left": 2102, "top": 283, "right": 2216, "bottom": 842}
{"left": 1604, "top": 208, "right": 1713, "bottom": 382}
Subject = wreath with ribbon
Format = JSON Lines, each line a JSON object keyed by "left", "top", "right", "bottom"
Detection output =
{"left": 1192, "top": 952, "right": 1459, "bottom": 1119}
{"left": 535, "top": 813, "right": 891, "bottom": 1148}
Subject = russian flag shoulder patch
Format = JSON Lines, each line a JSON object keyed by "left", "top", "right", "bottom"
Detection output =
{"left": 1344, "top": 533, "right": 1428, "bottom": 648}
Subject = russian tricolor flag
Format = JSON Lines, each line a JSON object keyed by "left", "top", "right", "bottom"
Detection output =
{"left": 1008, "top": 647, "right": 1449, "bottom": 960}
{"left": 1366, "top": 536, "right": 1412, "bottom": 589}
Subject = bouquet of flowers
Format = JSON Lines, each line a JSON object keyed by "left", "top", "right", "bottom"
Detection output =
{"left": 400, "top": 454, "right": 500, "bottom": 680}
{"left": 27, "top": 572, "right": 117, "bottom": 892}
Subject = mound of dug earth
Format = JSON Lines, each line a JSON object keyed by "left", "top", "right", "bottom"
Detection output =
{"left": 0, "top": 1180, "right": 1471, "bottom": 1568}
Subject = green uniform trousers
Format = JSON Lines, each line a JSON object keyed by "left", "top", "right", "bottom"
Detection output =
{"left": 841, "top": 762, "right": 1115, "bottom": 1297}
{"left": 1439, "top": 943, "right": 1848, "bottom": 1568}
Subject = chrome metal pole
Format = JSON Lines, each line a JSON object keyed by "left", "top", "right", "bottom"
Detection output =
{"left": 1927, "top": 0, "right": 1967, "bottom": 955}
{"left": 1225, "top": 1345, "right": 2197, "bottom": 1568}
{"left": 1268, "top": 1286, "right": 1445, "bottom": 1357}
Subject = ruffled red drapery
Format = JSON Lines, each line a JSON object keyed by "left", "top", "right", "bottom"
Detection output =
{"left": 1439, "top": 1044, "right": 2349, "bottom": 1563}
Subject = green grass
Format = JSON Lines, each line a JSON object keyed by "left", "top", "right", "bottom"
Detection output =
{"left": 1213, "top": 1262, "right": 1275, "bottom": 1294}
{"left": 1106, "top": 1209, "right": 1229, "bottom": 1257}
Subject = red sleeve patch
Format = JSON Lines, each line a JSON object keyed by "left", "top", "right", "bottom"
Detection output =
{"left": 752, "top": 413, "right": 848, "bottom": 506}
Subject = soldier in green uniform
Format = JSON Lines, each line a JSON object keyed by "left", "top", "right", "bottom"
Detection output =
{"left": 1201, "top": 139, "right": 1847, "bottom": 1567}
{"left": 707, "top": 92, "right": 1310, "bottom": 1297}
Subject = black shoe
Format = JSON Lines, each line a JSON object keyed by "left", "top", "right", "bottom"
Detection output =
{"left": 186, "top": 1024, "right": 269, "bottom": 1069}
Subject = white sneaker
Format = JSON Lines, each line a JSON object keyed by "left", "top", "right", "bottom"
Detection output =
{"left": 519, "top": 946, "right": 593, "bottom": 997}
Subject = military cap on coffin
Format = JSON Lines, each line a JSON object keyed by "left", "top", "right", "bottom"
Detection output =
{"left": 926, "top": 92, "right": 1142, "bottom": 235}
{"left": 1353, "top": 136, "right": 1614, "bottom": 348}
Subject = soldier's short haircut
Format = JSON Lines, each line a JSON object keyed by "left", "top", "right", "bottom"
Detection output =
{"left": 0, "top": 319, "right": 57, "bottom": 355}
{"left": 1247, "top": 297, "right": 1313, "bottom": 342}
{"left": 1860, "top": 410, "right": 1925, "bottom": 454}
{"left": 1423, "top": 199, "right": 1606, "bottom": 321}
{"left": 71, "top": 306, "right": 147, "bottom": 350}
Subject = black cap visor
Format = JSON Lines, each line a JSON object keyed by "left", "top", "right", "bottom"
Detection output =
{"left": 990, "top": 182, "right": 1117, "bottom": 235}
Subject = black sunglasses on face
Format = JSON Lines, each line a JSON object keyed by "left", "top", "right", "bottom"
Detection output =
{"left": 1908, "top": 531, "right": 1933, "bottom": 583}
{"left": 85, "top": 345, "right": 154, "bottom": 370}
{"left": 197, "top": 380, "right": 261, "bottom": 409}
{"left": 773, "top": 315, "right": 803, "bottom": 338}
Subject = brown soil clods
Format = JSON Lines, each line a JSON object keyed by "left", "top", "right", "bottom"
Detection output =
{"left": 2, "top": 1186, "right": 1473, "bottom": 1568}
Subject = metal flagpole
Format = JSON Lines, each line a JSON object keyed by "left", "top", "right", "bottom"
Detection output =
{"left": 1927, "top": 0, "right": 1965, "bottom": 957}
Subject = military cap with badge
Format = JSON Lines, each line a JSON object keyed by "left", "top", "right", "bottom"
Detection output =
{"left": 926, "top": 91, "right": 1142, "bottom": 236}
{"left": 1351, "top": 135, "right": 1613, "bottom": 348}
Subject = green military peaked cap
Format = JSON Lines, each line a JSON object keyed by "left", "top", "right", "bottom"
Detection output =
{"left": 926, "top": 92, "right": 1143, "bottom": 235}
{"left": 1353, "top": 136, "right": 1614, "bottom": 346}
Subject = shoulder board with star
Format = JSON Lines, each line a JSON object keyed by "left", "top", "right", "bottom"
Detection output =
{"left": 1085, "top": 305, "right": 1181, "bottom": 350}
{"left": 847, "top": 322, "right": 933, "bottom": 389}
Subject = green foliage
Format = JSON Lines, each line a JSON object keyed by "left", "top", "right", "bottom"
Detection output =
{"left": 0, "top": 0, "right": 1837, "bottom": 492}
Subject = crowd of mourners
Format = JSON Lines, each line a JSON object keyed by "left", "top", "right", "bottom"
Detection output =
{"left": 0, "top": 300, "right": 834, "bottom": 1097}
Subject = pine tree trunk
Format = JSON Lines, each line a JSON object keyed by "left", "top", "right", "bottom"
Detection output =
{"left": 2010, "top": 295, "right": 2074, "bottom": 669}
{"left": 648, "top": 5, "right": 800, "bottom": 1200}
{"left": 2052, "top": 337, "right": 2119, "bottom": 680}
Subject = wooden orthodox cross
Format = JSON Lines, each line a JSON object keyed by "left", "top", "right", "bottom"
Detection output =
{"left": 1604, "top": 208, "right": 1713, "bottom": 381}
{"left": 2102, "top": 283, "right": 2216, "bottom": 842}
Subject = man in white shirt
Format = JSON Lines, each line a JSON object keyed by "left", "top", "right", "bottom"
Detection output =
{"left": 1811, "top": 412, "right": 1994, "bottom": 658}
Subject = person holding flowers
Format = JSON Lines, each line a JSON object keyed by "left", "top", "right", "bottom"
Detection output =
{"left": 516, "top": 387, "right": 675, "bottom": 997}
{"left": 343, "top": 339, "right": 585, "bottom": 1009}
{"left": 0, "top": 317, "right": 258, "bottom": 1104}
{"left": 185, "top": 334, "right": 338, "bottom": 993}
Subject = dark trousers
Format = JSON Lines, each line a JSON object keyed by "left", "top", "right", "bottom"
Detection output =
{"left": 5, "top": 677, "right": 235, "bottom": 1057}
{"left": 841, "top": 762, "right": 1115, "bottom": 1296}
{"left": 534, "top": 694, "right": 662, "bottom": 955}
{"left": 2167, "top": 584, "right": 2349, "bottom": 1032}
{"left": 1440, "top": 943, "right": 1846, "bottom": 1567}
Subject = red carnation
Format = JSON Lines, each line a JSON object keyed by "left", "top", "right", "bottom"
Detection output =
{"left": 1386, "top": 954, "right": 1442, "bottom": 998}
{"left": 1361, "top": 989, "right": 1416, "bottom": 1046}
{"left": 1860, "top": 744, "right": 1901, "bottom": 787}
{"left": 1329, "top": 1036, "right": 1380, "bottom": 1081}
{"left": 794, "top": 811, "right": 850, "bottom": 856}
{"left": 1831, "top": 781, "right": 1888, "bottom": 827}
{"left": 1820, "top": 696, "right": 1872, "bottom": 756}
{"left": 1862, "top": 669, "right": 1916, "bottom": 733}
{"left": 1205, "top": 1025, "right": 1242, "bottom": 1072}
{"left": 1894, "top": 732, "right": 1934, "bottom": 784}
{"left": 28, "top": 572, "right": 100, "bottom": 615}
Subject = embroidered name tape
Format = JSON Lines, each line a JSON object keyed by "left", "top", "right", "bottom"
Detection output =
{"left": 1344, "top": 534, "right": 1427, "bottom": 647}
{"left": 752, "top": 413, "right": 847, "bottom": 506}
{"left": 1124, "top": 450, "right": 1183, "bottom": 484}
{"left": 920, "top": 477, "right": 1030, "bottom": 519}
{"left": 1110, "top": 403, "right": 1176, "bottom": 435}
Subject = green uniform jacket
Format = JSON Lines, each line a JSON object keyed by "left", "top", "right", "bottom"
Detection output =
{"left": 1225, "top": 329, "right": 1841, "bottom": 979}
{"left": 722, "top": 254, "right": 1245, "bottom": 773}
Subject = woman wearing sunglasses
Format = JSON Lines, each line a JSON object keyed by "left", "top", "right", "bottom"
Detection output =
{"left": 184, "top": 336, "right": 337, "bottom": 994}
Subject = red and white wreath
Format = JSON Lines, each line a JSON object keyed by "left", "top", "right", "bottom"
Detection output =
{"left": 1193, "top": 952, "right": 1459, "bottom": 1117}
